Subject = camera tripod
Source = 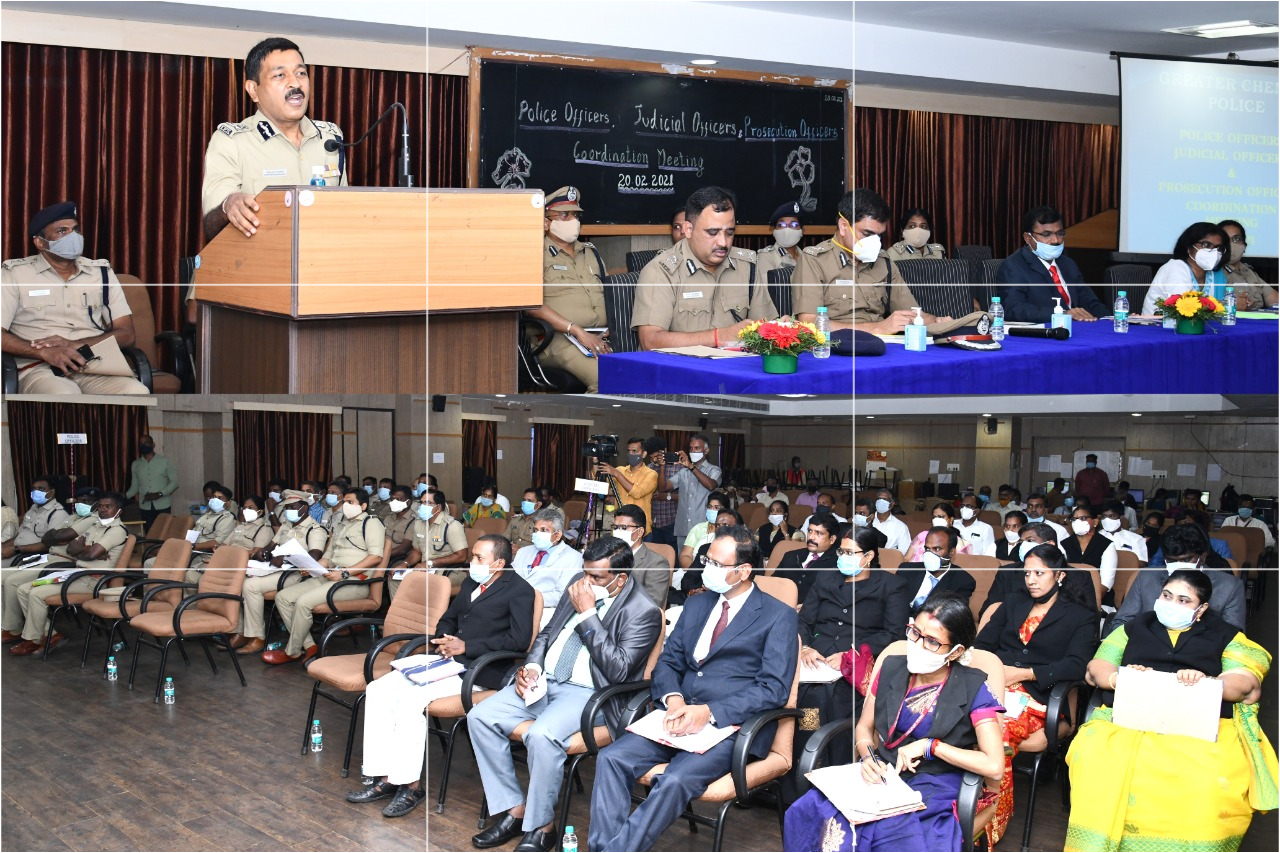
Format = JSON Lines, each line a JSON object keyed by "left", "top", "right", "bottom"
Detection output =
{"left": 576, "top": 464, "right": 624, "bottom": 552}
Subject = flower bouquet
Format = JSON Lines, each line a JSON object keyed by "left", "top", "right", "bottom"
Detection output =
{"left": 736, "top": 316, "right": 826, "bottom": 373}
{"left": 1156, "top": 290, "right": 1225, "bottom": 335}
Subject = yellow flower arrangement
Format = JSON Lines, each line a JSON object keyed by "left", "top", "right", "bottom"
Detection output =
{"left": 1157, "top": 289, "right": 1226, "bottom": 328}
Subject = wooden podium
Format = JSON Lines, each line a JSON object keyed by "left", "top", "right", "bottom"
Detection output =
{"left": 195, "top": 285, "right": 426, "bottom": 393}
{"left": 428, "top": 285, "right": 542, "bottom": 393}
{"left": 195, "top": 187, "right": 426, "bottom": 283}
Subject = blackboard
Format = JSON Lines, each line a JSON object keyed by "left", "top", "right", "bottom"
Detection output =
{"left": 477, "top": 59, "right": 847, "bottom": 225}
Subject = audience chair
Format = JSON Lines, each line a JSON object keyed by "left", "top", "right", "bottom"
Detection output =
{"left": 738, "top": 502, "right": 766, "bottom": 531}
{"left": 562, "top": 500, "right": 587, "bottom": 524}
{"left": 954, "top": 244, "right": 994, "bottom": 264}
{"left": 964, "top": 569, "right": 999, "bottom": 622}
{"left": 80, "top": 567, "right": 188, "bottom": 673}
{"left": 427, "top": 574, "right": 451, "bottom": 635}
{"left": 646, "top": 543, "right": 677, "bottom": 569}
{"left": 120, "top": 284, "right": 191, "bottom": 393}
{"left": 518, "top": 316, "right": 587, "bottom": 393}
{"left": 1115, "top": 549, "right": 1144, "bottom": 570}
{"left": 767, "top": 282, "right": 793, "bottom": 313}
{"left": 473, "top": 516, "right": 508, "bottom": 537}
{"left": 894, "top": 258, "right": 971, "bottom": 285}
{"left": 132, "top": 514, "right": 175, "bottom": 567}
{"left": 786, "top": 503, "right": 810, "bottom": 527}
{"left": 310, "top": 567, "right": 388, "bottom": 647}
{"left": 794, "top": 718, "right": 853, "bottom": 796}
{"left": 1214, "top": 528, "right": 1248, "bottom": 568}
{"left": 767, "top": 539, "right": 806, "bottom": 568}
{"left": 620, "top": 574, "right": 803, "bottom": 851}
{"left": 303, "top": 570, "right": 428, "bottom": 777}
{"left": 125, "top": 555, "right": 248, "bottom": 701}
{"left": 1010, "top": 677, "right": 1091, "bottom": 852}
{"left": 464, "top": 527, "right": 486, "bottom": 552}
{"left": 766, "top": 266, "right": 793, "bottom": 285}
{"left": 625, "top": 251, "right": 658, "bottom": 274}
{"left": 602, "top": 282, "right": 640, "bottom": 352}
{"left": 878, "top": 548, "right": 903, "bottom": 569}
{"left": 604, "top": 271, "right": 641, "bottom": 286}
{"left": 951, "top": 554, "right": 1000, "bottom": 570}
{"left": 40, "top": 564, "right": 132, "bottom": 659}
{"left": 975, "top": 258, "right": 1005, "bottom": 284}
{"left": 1231, "top": 527, "right": 1264, "bottom": 571}
{"left": 428, "top": 590, "right": 544, "bottom": 813}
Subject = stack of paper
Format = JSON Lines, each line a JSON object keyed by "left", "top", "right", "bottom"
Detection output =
{"left": 851, "top": 761, "right": 924, "bottom": 825}
{"left": 626, "top": 709, "right": 738, "bottom": 754}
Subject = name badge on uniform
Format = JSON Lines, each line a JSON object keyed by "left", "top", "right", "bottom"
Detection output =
{"left": 552, "top": 264, "right": 568, "bottom": 270}
{"left": 262, "top": 168, "right": 287, "bottom": 177}
{"left": 682, "top": 290, "right": 703, "bottom": 299}
{"left": 28, "top": 289, "right": 50, "bottom": 296}
{"left": 835, "top": 279, "right": 854, "bottom": 284}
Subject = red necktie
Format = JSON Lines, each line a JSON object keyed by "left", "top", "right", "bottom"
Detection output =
{"left": 1052, "top": 274, "right": 1068, "bottom": 306}
{"left": 532, "top": 550, "right": 546, "bottom": 567}
{"left": 708, "top": 601, "right": 730, "bottom": 650}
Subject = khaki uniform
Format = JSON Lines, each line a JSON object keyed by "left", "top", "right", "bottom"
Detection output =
{"left": 237, "top": 570, "right": 304, "bottom": 639}
{"left": 538, "top": 284, "right": 608, "bottom": 392}
{"left": 16, "top": 573, "right": 101, "bottom": 641}
{"left": 2, "top": 569, "right": 42, "bottom": 630}
{"left": 1225, "top": 263, "right": 1267, "bottom": 287}
{"left": 793, "top": 239, "right": 858, "bottom": 285}
{"left": 427, "top": 512, "right": 468, "bottom": 566}
{"left": 48, "top": 515, "right": 99, "bottom": 561}
{"left": 504, "top": 513, "right": 538, "bottom": 554}
{"left": 200, "top": 110, "right": 347, "bottom": 216}
{"left": 275, "top": 573, "right": 371, "bottom": 656}
{"left": 1, "top": 283, "right": 148, "bottom": 394}
{"left": 1, "top": 505, "right": 18, "bottom": 570}
{"left": 270, "top": 515, "right": 330, "bottom": 556}
{"left": 755, "top": 244, "right": 799, "bottom": 280}
{"left": 543, "top": 238, "right": 604, "bottom": 284}
{"left": 793, "top": 284, "right": 855, "bottom": 324}
{"left": 10, "top": 502, "right": 70, "bottom": 549}
{"left": 190, "top": 519, "right": 273, "bottom": 570}
{"left": 631, "top": 282, "right": 778, "bottom": 336}
{"left": 1, "top": 255, "right": 119, "bottom": 285}
{"left": 371, "top": 498, "right": 392, "bottom": 523}
{"left": 384, "top": 508, "right": 417, "bottom": 590}
{"left": 321, "top": 511, "right": 385, "bottom": 569}
{"left": 637, "top": 238, "right": 761, "bottom": 285}
{"left": 409, "top": 517, "right": 428, "bottom": 565}
{"left": 853, "top": 284, "right": 918, "bottom": 324}
{"left": 71, "top": 520, "right": 130, "bottom": 568}
{"left": 883, "top": 240, "right": 946, "bottom": 265}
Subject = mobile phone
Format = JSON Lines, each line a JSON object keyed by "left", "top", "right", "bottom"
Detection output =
{"left": 50, "top": 344, "right": 96, "bottom": 377}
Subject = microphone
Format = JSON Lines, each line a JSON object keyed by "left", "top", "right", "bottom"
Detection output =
{"left": 323, "top": 102, "right": 414, "bottom": 187}
{"left": 1007, "top": 326, "right": 1071, "bottom": 340}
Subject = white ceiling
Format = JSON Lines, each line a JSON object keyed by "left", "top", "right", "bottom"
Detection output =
{"left": 854, "top": 395, "right": 1278, "bottom": 418}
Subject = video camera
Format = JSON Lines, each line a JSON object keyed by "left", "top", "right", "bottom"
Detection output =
{"left": 582, "top": 433, "right": 619, "bottom": 462}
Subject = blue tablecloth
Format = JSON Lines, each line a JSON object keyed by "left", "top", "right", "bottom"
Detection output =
{"left": 854, "top": 317, "right": 1279, "bottom": 395}
{"left": 598, "top": 351, "right": 853, "bottom": 394}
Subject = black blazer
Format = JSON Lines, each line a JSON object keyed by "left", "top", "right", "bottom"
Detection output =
{"left": 997, "top": 280, "right": 1109, "bottom": 321}
{"left": 974, "top": 590, "right": 1098, "bottom": 704}
{"left": 773, "top": 551, "right": 837, "bottom": 601}
{"left": 1122, "top": 609, "right": 1239, "bottom": 717}
{"left": 854, "top": 569, "right": 910, "bottom": 657}
{"left": 995, "top": 249, "right": 1086, "bottom": 286}
{"left": 432, "top": 570, "right": 536, "bottom": 689}
{"left": 799, "top": 570, "right": 853, "bottom": 656}
{"left": 873, "top": 655, "right": 990, "bottom": 777}
{"left": 980, "top": 567, "right": 1098, "bottom": 620}
{"left": 896, "top": 567, "right": 976, "bottom": 613}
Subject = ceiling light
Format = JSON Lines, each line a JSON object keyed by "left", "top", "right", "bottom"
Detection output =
{"left": 612, "top": 404, "right": 622, "bottom": 407}
{"left": 494, "top": 394, "right": 506, "bottom": 398}
{"left": 690, "top": 58, "right": 718, "bottom": 65}
{"left": 866, "top": 416, "right": 875, "bottom": 419}
{"left": 982, "top": 413, "right": 991, "bottom": 417}
{"left": 1131, "top": 412, "right": 1143, "bottom": 417}
{"left": 1162, "top": 20, "right": 1280, "bottom": 38}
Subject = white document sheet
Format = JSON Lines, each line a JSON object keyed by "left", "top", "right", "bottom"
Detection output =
{"left": 626, "top": 708, "right": 738, "bottom": 754}
{"left": 799, "top": 660, "right": 844, "bottom": 683}
{"left": 1112, "top": 666, "right": 1223, "bottom": 742}
{"left": 270, "top": 539, "right": 326, "bottom": 574}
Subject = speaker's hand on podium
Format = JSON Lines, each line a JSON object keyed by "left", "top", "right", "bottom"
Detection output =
{"left": 222, "top": 192, "right": 260, "bottom": 237}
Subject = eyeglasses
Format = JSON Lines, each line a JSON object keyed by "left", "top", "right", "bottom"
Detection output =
{"left": 1228, "top": 235, "right": 1246, "bottom": 244}
{"left": 1029, "top": 230, "right": 1067, "bottom": 240}
{"left": 613, "top": 524, "right": 640, "bottom": 531}
{"left": 906, "top": 624, "right": 950, "bottom": 653}
{"left": 547, "top": 211, "right": 581, "bottom": 221}
{"left": 837, "top": 548, "right": 858, "bottom": 557}
{"left": 773, "top": 221, "right": 803, "bottom": 229}
{"left": 703, "top": 558, "right": 743, "bottom": 570}
{"left": 1192, "top": 241, "right": 1223, "bottom": 251}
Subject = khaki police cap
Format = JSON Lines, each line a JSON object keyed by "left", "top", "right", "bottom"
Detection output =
{"left": 546, "top": 186, "right": 584, "bottom": 213}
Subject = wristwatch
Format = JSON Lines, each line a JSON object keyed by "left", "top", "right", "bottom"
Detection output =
{"left": 340, "top": 571, "right": 350, "bottom": 579}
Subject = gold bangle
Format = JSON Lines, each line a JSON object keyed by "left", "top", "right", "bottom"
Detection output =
{"left": 1108, "top": 672, "right": 1117, "bottom": 690}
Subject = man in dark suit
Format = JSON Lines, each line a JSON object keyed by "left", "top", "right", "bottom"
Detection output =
{"left": 429, "top": 534, "right": 535, "bottom": 690}
{"left": 611, "top": 504, "right": 673, "bottom": 607}
{"left": 588, "top": 527, "right": 799, "bottom": 852}
{"left": 896, "top": 527, "right": 976, "bottom": 614}
{"left": 470, "top": 538, "right": 663, "bottom": 852}
{"left": 773, "top": 513, "right": 839, "bottom": 602}
{"left": 995, "top": 206, "right": 1106, "bottom": 321}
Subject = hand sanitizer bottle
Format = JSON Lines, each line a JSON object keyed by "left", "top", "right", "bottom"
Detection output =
{"left": 905, "top": 307, "right": 927, "bottom": 352}
{"left": 1050, "top": 297, "right": 1071, "bottom": 336}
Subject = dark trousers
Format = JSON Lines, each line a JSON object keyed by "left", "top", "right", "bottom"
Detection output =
{"left": 645, "top": 523, "right": 677, "bottom": 549}
{"left": 140, "top": 506, "right": 161, "bottom": 531}
{"left": 588, "top": 731, "right": 736, "bottom": 852}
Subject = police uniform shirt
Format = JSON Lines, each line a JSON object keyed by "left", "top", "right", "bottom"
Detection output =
{"left": 2, "top": 284, "right": 133, "bottom": 368}
{"left": 884, "top": 240, "right": 946, "bottom": 265}
{"left": 48, "top": 514, "right": 99, "bottom": 560}
{"left": 1, "top": 255, "right": 120, "bottom": 285}
{"left": 12, "top": 502, "right": 71, "bottom": 547}
{"left": 322, "top": 511, "right": 385, "bottom": 568}
{"left": 200, "top": 110, "right": 347, "bottom": 216}
{"left": 271, "top": 515, "right": 329, "bottom": 554}
{"left": 1, "top": 505, "right": 18, "bottom": 544}
{"left": 853, "top": 284, "right": 920, "bottom": 325}
{"left": 193, "top": 509, "right": 237, "bottom": 544}
{"left": 542, "top": 284, "right": 608, "bottom": 327}
{"left": 793, "top": 284, "right": 854, "bottom": 324}
{"left": 631, "top": 282, "right": 778, "bottom": 334}
{"left": 429, "top": 511, "right": 467, "bottom": 560}
{"left": 543, "top": 239, "right": 605, "bottom": 284}
{"left": 504, "top": 513, "right": 538, "bottom": 554}
{"left": 223, "top": 519, "right": 275, "bottom": 552}
{"left": 384, "top": 508, "right": 416, "bottom": 546}
{"left": 637, "top": 238, "right": 760, "bottom": 285}
{"left": 793, "top": 239, "right": 856, "bottom": 285}
{"left": 755, "top": 244, "right": 799, "bottom": 278}
{"left": 410, "top": 517, "right": 429, "bottom": 562}
{"left": 77, "top": 520, "right": 129, "bottom": 569}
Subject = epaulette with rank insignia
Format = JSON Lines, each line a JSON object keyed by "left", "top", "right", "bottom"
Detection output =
{"left": 217, "top": 122, "right": 250, "bottom": 137}
{"left": 659, "top": 253, "right": 682, "bottom": 274}
{"left": 1, "top": 257, "right": 35, "bottom": 270}
{"left": 312, "top": 120, "right": 341, "bottom": 136}
{"left": 581, "top": 241, "right": 595, "bottom": 248}
{"left": 729, "top": 247, "right": 756, "bottom": 263}
{"left": 802, "top": 242, "right": 832, "bottom": 256}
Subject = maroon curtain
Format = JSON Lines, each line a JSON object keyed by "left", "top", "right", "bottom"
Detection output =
{"left": 429, "top": 72, "right": 468, "bottom": 188}
{"left": 531, "top": 422, "right": 588, "bottom": 506}
{"left": 462, "top": 419, "right": 497, "bottom": 483}
{"left": 720, "top": 433, "right": 745, "bottom": 472}
{"left": 656, "top": 429, "right": 696, "bottom": 465}
{"left": 2, "top": 43, "right": 425, "bottom": 283}
{"left": 7, "top": 401, "right": 148, "bottom": 514}
{"left": 855, "top": 107, "right": 1119, "bottom": 258}
{"left": 232, "top": 409, "right": 332, "bottom": 504}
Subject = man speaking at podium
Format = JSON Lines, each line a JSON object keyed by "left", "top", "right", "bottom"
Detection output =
{"left": 200, "top": 37, "right": 347, "bottom": 242}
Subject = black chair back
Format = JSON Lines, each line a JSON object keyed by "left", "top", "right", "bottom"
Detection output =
{"left": 954, "top": 244, "right": 993, "bottom": 263}
{"left": 894, "top": 258, "right": 971, "bottom": 285}
{"left": 626, "top": 250, "right": 658, "bottom": 274}
{"left": 603, "top": 282, "right": 640, "bottom": 352}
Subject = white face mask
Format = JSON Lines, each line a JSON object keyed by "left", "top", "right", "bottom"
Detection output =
{"left": 388, "top": 499, "right": 408, "bottom": 513}
{"left": 341, "top": 502, "right": 362, "bottom": 519}
{"left": 922, "top": 551, "right": 945, "bottom": 572}
{"left": 1018, "top": 541, "right": 1036, "bottom": 561}
{"left": 852, "top": 233, "right": 882, "bottom": 264}
{"left": 906, "top": 640, "right": 956, "bottom": 674}
{"left": 688, "top": 451, "right": 705, "bottom": 463}
{"left": 1004, "top": 529, "right": 1020, "bottom": 544}
{"left": 591, "top": 574, "right": 619, "bottom": 601}
{"left": 1166, "top": 562, "right": 1199, "bottom": 571}
{"left": 612, "top": 527, "right": 636, "bottom": 546}
{"left": 1071, "top": 519, "right": 1092, "bottom": 536}
{"left": 1193, "top": 247, "right": 1221, "bottom": 271}
{"left": 773, "top": 226, "right": 803, "bottom": 248}
{"left": 242, "top": 508, "right": 260, "bottom": 523}
{"left": 853, "top": 513, "right": 869, "bottom": 527}
{"left": 931, "top": 517, "right": 948, "bottom": 527}
{"left": 959, "top": 507, "right": 975, "bottom": 521}
{"left": 875, "top": 499, "right": 891, "bottom": 514}
{"left": 902, "top": 226, "right": 931, "bottom": 248}
{"left": 548, "top": 217, "right": 581, "bottom": 242}
{"left": 1100, "top": 517, "right": 1122, "bottom": 532}
{"left": 768, "top": 513, "right": 785, "bottom": 526}
{"left": 99, "top": 511, "right": 119, "bottom": 527}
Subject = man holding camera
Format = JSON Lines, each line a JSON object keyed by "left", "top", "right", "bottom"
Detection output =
{"left": 594, "top": 437, "right": 657, "bottom": 538}
{"left": 656, "top": 433, "right": 722, "bottom": 544}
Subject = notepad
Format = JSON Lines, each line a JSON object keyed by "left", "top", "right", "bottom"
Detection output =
{"left": 851, "top": 761, "right": 925, "bottom": 825}
{"left": 652, "top": 345, "right": 753, "bottom": 358}
{"left": 805, "top": 764, "right": 857, "bottom": 823}
{"left": 626, "top": 708, "right": 738, "bottom": 753}
{"left": 1112, "top": 667, "right": 1223, "bottom": 742}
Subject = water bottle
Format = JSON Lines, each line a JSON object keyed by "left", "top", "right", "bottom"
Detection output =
{"left": 107, "top": 656, "right": 118, "bottom": 681}
{"left": 310, "top": 165, "right": 326, "bottom": 187}
{"left": 562, "top": 825, "right": 578, "bottom": 853}
{"left": 1113, "top": 290, "right": 1129, "bottom": 334}
{"left": 812, "top": 306, "right": 831, "bottom": 359}
{"left": 1224, "top": 287, "right": 1237, "bottom": 326}
{"left": 164, "top": 677, "right": 175, "bottom": 704}
{"left": 989, "top": 296, "right": 1005, "bottom": 341}
{"left": 266, "top": 641, "right": 282, "bottom": 651}
{"left": 112, "top": 641, "right": 126, "bottom": 653}
{"left": 311, "top": 720, "right": 324, "bottom": 752}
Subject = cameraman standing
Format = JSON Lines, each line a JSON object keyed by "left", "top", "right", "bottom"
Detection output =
{"left": 596, "top": 437, "right": 657, "bottom": 538}
{"left": 657, "top": 433, "right": 722, "bottom": 545}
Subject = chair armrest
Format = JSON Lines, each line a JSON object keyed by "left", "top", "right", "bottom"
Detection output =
{"left": 2, "top": 352, "right": 17, "bottom": 395}
{"left": 580, "top": 679, "right": 652, "bottom": 753}
{"left": 140, "top": 581, "right": 199, "bottom": 611}
{"left": 121, "top": 347, "right": 153, "bottom": 391}
{"left": 460, "top": 650, "right": 528, "bottom": 714}
{"left": 623, "top": 688, "right": 655, "bottom": 727}
{"left": 363, "top": 632, "right": 426, "bottom": 682}
{"left": 1044, "top": 680, "right": 1090, "bottom": 751}
{"left": 276, "top": 569, "right": 302, "bottom": 590}
{"left": 957, "top": 771, "right": 983, "bottom": 852}
{"left": 116, "top": 577, "right": 180, "bottom": 620}
{"left": 171, "top": 592, "right": 242, "bottom": 639}
{"left": 324, "top": 575, "right": 379, "bottom": 612}
{"left": 395, "top": 636, "right": 428, "bottom": 659}
{"left": 93, "top": 571, "right": 146, "bottom": 596}
{"left": 730, "top": 707, "right": 805, "bottom": 802}
{"left": 795, "top": 718, "right": 854, "bottom": 795}
{"left": 316, "top": 616, "right": 385, "bottom": 660}
{"left": 521, "top": 315, "right": 557, "bottom": 358}
{"left": 56, "top": 570, "right": 123, "bottom": 606}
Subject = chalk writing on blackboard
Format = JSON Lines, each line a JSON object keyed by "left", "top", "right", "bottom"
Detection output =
{"left": 785, "top": 147, "right": 817, "bottom": 213}
{"left": 492, "top": 148, "right": 533, "bottom": 189}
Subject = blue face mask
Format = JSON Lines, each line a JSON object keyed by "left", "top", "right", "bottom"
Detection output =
{"left": 1031, "top": 238, "right": 1065, "bottom": 261}
{"left": 1063, "top": 497, "right": 1074, "bottom": 508}
{"left": 1239, "top": 508, "right": 1253, "bottom": 519}
{"left": 284, "top": 509, "right": 302, "bottom": 524}
{"left": 417, "top": 503, "right": 431, "bottom": 521}
{"left": 977, "top": 494, "right": 989, "bottom": 504}
{"left": 532, "top": 530, "right": 554, "bottom": 550}
{"left": 837, "top": 553, "right": 863, "bottom": 573}
{"left": 208, "top": 498, "right": 226, "bottom": 513}
{"left": 377, "top": 487, "right": 391, "bottom": 501}
{"left": 1086, "top": 462, "right": 1096, "bottom": 469}
{"left": 1026, "top": 513, "right": 1044, "bottom": 523}
{"left": 479, "top": 496, "right": 495, "bottom": 507}
{"left": 74, "top": 502, "right": 93, "bottom": 517}
{"left": 413, "top": 483, "right": 427, "bottom": 497}
{"left": 30, "top": 489, "right": 48, "bottom": 505}
{"left": 701, "top": 565, "right": 737, "bottom": 595}
{"left": 325, "top": 493, "right": 339, "bottom": 507}
{"left": 705, "top": 508, "right": 718, "bottom": 524}
{"left": 1153, "top": 597, "right": 1197, "bottom": 631}
{"left": 521, "top": 500, "right": 536, "bottom": 515}
{"left": 470, "top": 566, "right": 493, "bottom": 585}
{"left": 363, "top": 485, "right": 374, "bottom": 495}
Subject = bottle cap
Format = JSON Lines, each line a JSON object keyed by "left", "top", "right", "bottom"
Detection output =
{"left": 912, "top": 307, "right": 924, "bottom": 325}
{"left": 1119, "top": 290, "right": 1126, "bottom": 297}
{"left": 817, "top": 306, "right": 827, "bottom": 314}
{"left": 166, "top": 677, "right": 173, "bottom": 681}
{"left": 992, "top": 296, "right": 1001, "bottom": 303}
{"left": 314, "top": 719, "right": 320, "bottom": 725}
{"left": 565, "top": 826, "right": 574, "bottom": 833}
{"left": 1052, "top": 297, "right": 1063, "bottom": 313}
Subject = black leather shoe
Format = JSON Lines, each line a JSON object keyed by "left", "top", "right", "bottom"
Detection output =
{"left": 514, "top": 829, "right": 556, "bottom": 852}
{"left": 346, "top": 780, "right": 396, "bottom": 803}
{"left": 472, "top": 813, "right": 523, "bottom": 848}
{"left": 382, "top": 785, "right": 426, "bottom": 818}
